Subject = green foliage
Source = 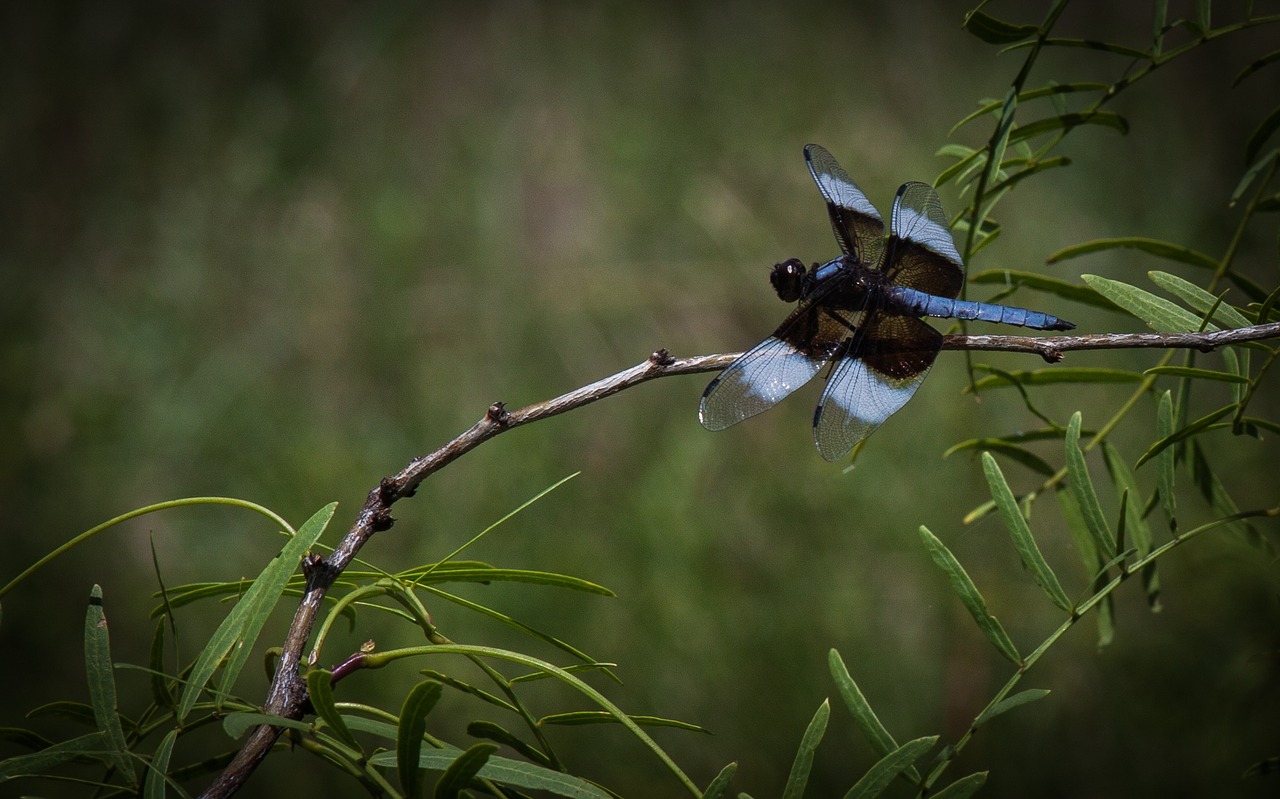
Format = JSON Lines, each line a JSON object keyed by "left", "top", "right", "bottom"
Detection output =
{"left": 3, "top": 1, "right": 1280, "bottom": 798}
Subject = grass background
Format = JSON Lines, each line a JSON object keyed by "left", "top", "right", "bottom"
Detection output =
{"left": 2, "top": 2, "right": 1278, "bottom": 796}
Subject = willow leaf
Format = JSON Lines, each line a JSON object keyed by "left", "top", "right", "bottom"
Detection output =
{"left": 1246, "top": 106, "right": 1280, "bottom": 166}
{"left": 1081, "top": 275, "right": 1204, "bottom": 332}
{"left": 142, "top": 728, "right": 178, "bottom": 799}
{"left": 829, "top": 650, "right": 903, "bottom": 763}
{"left": 967, "top": 367, "right": 1143, "bottom": 391}
{"left": 702, "top": 763, "right": 737, "bottom": 799}
{"left": 843, "top": 735, "right": 937, "bottom": 799}
{"left": 1056, "top": 487, "right": 1114, "bottom": 648}
{"left": 1041, "top": 37, "right": 1149, "bottom": 58}
{"left": 307, "top": 670, "right": 358, "bottom": 752}
{"left": 931, "top": 772, "right": 989, "bottom": 799}
{"left": 370, "top": 748, "right": 611, "bottom": 799}
{"left": 1065, "top": 413, "right": 1116, "bottom": 557}
{"left": 1134, "top": 405, "right": 1234, "bottom": 468}
{"left": 963, "top": 9, "right": 1039, "bottom": 43}
{"left": 974, "top": 688, "right": 1051, "bottom": 727}
{"left": 782, "top": 700, "right": 830, "bottom": 799}
{"left": 398, "top": 680, "right": 443, "bottom": 799}
{"left": 982, "top": 454, "right": 1071, "bottom": 611}
{"left": 85, "top": 585, "right": 136, "bottom": 785}
{"left": 919, "top": 526, "right": 1022, "bottom": 666}
{"left": 1148, "top": 271, "right": 1251, "bottom": 328}
{"left": 1234, "top": 49, "right": 1280, "bottom": 86}
{"left": 1144, "top": 366, "right": 1249, "bottom": 383}
{"left": 435, "top": 743, "right": 498, "bottom": 799}
{"left": 948, "top": 440, "right": 1054, "bottom": 476}
{"left": 1050, "top": 238, "right": 1218, "bottom": 269}
{"left": 1010, "top": 111, "right": 1129, "bottom": 143}
{"left": 1102, "top": 443, "right": 1161, "bottom": 610}
{"left": 1156, "top": 391, "right": 1177, "bottom": 533}
{"left": 467, "top": 721, "right": 552, "bottom": 768}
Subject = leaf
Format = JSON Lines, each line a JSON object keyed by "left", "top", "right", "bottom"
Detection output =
{"left": 0, "top": 731, "right": 109, "bottom": 780}
{"left": 931, "top": 772, "right": 990, "bottom": 799}
{"left": 962, "top": 10, "right": 1039, "bottom": 43}
{"left": 702, "top": 762, "right": 738, "bottom": 799}
{"left": 1246, "top": 107, "right": 1280, "bottom": 166}
{"left": 918, "top": 526, "right": 1022, "bottom": 666}
{"left": 1010, "top": 111, "right": 1129, "bottom": 144}
{"left": 1231, "top": 148, "right": 1279, "bottom": 207}
{"left": 398, "top": 680, "right": 443, "bottom": 799}
{"left": 84, "top": 585, "right": 137, "bottom": 785}
{"left": 1233, "top": 49, "right": 1280, "bottom": 86}
{"left": 466, "top": 720, "right": 553, "bottom": 767}
{"left": 538, "top": 712, "right": 708, "bottom": 733}
{"left": 1049, "top": 238, "right": 1218, "bottom": 270}
{"left": 974, "top": 689, "right": 1051, "bottom": 727}
{"left": 306, "top": 670, "right": 359, "bottom": 752}
{"left": 1144, "top": 366, "right": 1248, "bottom": 383}
{"left": 1148, "top": 271, "right": 1252, "bottom": 328}
{"left": 1065, "top": 413, "right": 1117, "bottom": 557}
{"left": 1102, "top": 443, "right": 1161, "bottom": 611}
{"left": 143, "top": 728, "right": 178, "bottom": 799}
{"left": 418, "top": 670, "right": 516, "bottom": 714}
{"left": 222, "top": 712, "right": 313, "bottom": 739}
{"left": 400, "top": 567, "right": 614, "bottom": 595}
{"left": 148, "top": 618, "right": 175, "bottom": 711}
{"left": 948, "top": 440, "right": 1054, "bottom": 476}
{"left": 178, "top": 503, "right": 335, "bottom": 720}
{"left": 782, "top": 700, "right": 830, "bottom": 799}
{"left": 1156, "top": 391, "right": 1178, "bottom": 534}
{"left": 1056, "top": 487, "right": 1115, "bottom": 648}
{"left": 434, "top": 742, "right": 499, "bottom": 799}
{"left": 829, "top": 650, "right": 904, "bottom": 763}
{"left": 1081, "top": 275, "right": 1205, "bottom": 332}
{"left": 982, "top": 454, "right": 1072, "bottom": 611}
{"left": 966, "top": 367, "right": 1144, "bottom": 391}
{"left": 25, "top": 700, "right": 97, "bottom": 726}
{"left": 1041, "top": 37, "right": 1149, "bottom": 58}
{"left": 1134, "top": 406, "right": 1234, "bottom": 469}
{"left": 843, "top": 735, "right": 937, "bottom": 799}
{"left": 369, "top": 748, "right": 611, "bottom": 799}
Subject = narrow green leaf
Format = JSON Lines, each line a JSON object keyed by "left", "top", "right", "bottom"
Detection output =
{"left": 179, "top": 503, "right": 335, "bottom": 720}
{"left": 143, "top": 728, "right": 179, "bottom": 799}
{"left": 419, "top": 670, "right": 516, "bottom": 713}
{"left": 1065, "top": 413, "right": 1116, "bottom": 557}
{"left": 843, "top": 735, "right": 937, "bottom": 799}
{"left": 84, "top": 585, "right": 137, "bottom": 785}
{"left": 1233, "top": 49, "right": 1280, "bottom": 86}
{"left": 983, "top": 90, "right": 1018, "bottom": 206}
{"left": 702, "top": 762, "right": 737, "bottom": 799}
{"left": 982, "top": 454, "right": 1072, "bottom": 611}
{"left": 1194, "top": 0, "right": 1210, "bottom": 34}
{"left": 404, "top": 568, "right": 614, "bottom": 595}
{"left": 974, "top": 689, "right": 1051, "bottom": 727}
{"left": 26, "top": 700, "right": 97, "bottom": 726}
{"left": 1243, "top": 756, "right": 1280, "bottom": 778}
{"left": 1247, "top": 107, "right": 1280, "bottom": 166}
{"left": 948, "top": 440, "right": 1054, "bottom": 476}
{"left": 1081, "top": 275, "right": 1204, "bottom": 332}
{"left": 966, "top": 367, "right": 1143, "bottom": 391}
{"left": 306, "top": 670, "right": 359, "bottom": 752}
{"left": 370, "top": 748, "right": 611, "bottom": 799}
{"left": 434, "top": 742, "right": 498, "bottom": 799}
{"left": 829, "top": 650, "right": 903, "bottom": 762}
{"left": 1144, "top": 366, "right": 1249, "bottom": 383}
{"left": 1152, "top": 0, "right": 1168, "bottom": 55}
{"left": 148, "top": 617, "right": 175, "bottom": 711}
{"left": 989, "top": 155, "right": 1072, "bottom": 195}
{"left": 1191, "top": 441, "right": 1271, "bottom": 553}
{"left": 962, "top": 10, "right": 1039, "bottom": 43}
{"left": 467, "top": 720, "right": 552, "bottom": 768}
{"left": 782, "top": 700, "right": 830, "bottom": 799}
{"left": 1050, "top": 238, "right": 1218, "bottom": 270}
{"left": 1056, "top": 488, "right": 1114, "bottom": 648}
{"left": 1041, "top": 37, "right": 1149, "bottom": 58}
{"left": 1156, "top": 391, "right": 1177, "bottom": 534}
{"left": 1231, "top": 149, "right": 1278, "bottom": 207}
{"left": 398, "top": 680, "right": 443, "bottom": 799}
{"left": 1101, "top": 443, "right": 1160, "bottom": 610}
{"left": 0, "top": 727, "right": 56, "bottom": 750}
{"left": 0, "top": 731, "right": 109, "bottom": 779}
{"left": 1010, "top": 111, "right": 1129, "bottom": 144}
{"left": 918, "top": 526, "right": 1022, "bottom": 666}
{"left": 538, "top": 712, "right": 708, "bottom": 733}
{"left": 1134, "top": 405, "right": 1234, "bottom": 468}
{"left": 931, "top": 772, "right": 989, "bottom": 799}
{"left": 222, "top": 712, "right": 313, "bottom": 739}
{"left": 1148, "top": 271, "right": 1251, "bottom": 328}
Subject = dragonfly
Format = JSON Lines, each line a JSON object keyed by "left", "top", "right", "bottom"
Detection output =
{"left": 699, "top": 144, "right": 1074, "bottom": 461}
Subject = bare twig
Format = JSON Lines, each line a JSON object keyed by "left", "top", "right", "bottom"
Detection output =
{"left": 198, "top": 322, "right": 1280, "bottom": 798}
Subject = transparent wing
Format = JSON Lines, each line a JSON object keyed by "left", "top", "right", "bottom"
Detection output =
{"left": 884, "top": 181, "right": 964, "bottom": 298}
{"left": 700, "top": 303, "right": 852, "bottom": 431}
{"left": 812, "top": 315, "right": 941, "bottom": 461}
{"left": 804, "top": 144, "right": 885, "bottom": 267}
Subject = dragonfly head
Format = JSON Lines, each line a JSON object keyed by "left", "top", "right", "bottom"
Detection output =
{"left": 770, "top": 258, "right": 808, "bottom": 303}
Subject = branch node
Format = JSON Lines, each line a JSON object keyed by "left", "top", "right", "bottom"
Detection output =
{"left": 649, "top": 348, "right": 676, "bottom": 366}
{"left": 486, "top": 401, "right": 511, "bottom": 426}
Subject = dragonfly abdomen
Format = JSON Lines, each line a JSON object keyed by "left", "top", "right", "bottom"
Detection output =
{"left": 885, "top": 286, "right": 1074, "bottom": 331}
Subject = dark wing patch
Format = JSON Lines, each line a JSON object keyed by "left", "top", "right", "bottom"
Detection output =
{"left": 883, "top": 182, "right": 964, "bottom": 299}
{"left": 805, "top": 144, "right": 885, "bottom": 267}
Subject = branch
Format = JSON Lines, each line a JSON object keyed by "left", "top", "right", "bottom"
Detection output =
{"left": 198, "top": 322, "right": 1280, "bottom": 798}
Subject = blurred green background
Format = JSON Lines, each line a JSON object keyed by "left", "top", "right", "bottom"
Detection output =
{"left": 3, "top": 1, "right": 1279, "bottom": 797}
